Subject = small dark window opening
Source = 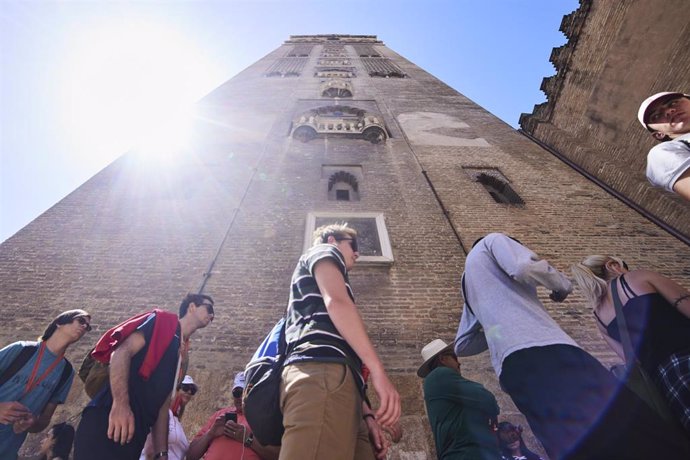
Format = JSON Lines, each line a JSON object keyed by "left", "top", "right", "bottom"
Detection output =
{"left": 476, "top": 173, "right": 524, "bottom": 205}
{"left": 336, "top": 190, "right": 350, "bottom": 201}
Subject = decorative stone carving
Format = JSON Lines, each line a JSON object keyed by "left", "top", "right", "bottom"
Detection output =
{"left": 265, "top": 58, "right": 307, "bottom": 77}
{"left": 292, "top": 106, "right": 387, "bottom": 144}
{"left": 361, "top": 58, "right": 406, "bottom": 78}
{"left": 321, "top": 80, "right": 353, "bottom": 98}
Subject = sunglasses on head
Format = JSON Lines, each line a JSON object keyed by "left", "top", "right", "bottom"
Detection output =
{"left": 334, "top": 237, "right": 358, "bottom": 252}
{"left": 75, "top": 317, "right": 92, "bottom": 332}
{"left": 180, "top": 384, "right": 197, "bottom": 395}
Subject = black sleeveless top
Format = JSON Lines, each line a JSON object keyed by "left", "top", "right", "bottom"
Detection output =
{"left": 594, "top": 275, "right": 690, "bottom": 375}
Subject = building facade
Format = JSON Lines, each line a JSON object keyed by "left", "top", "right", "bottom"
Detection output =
{"left": 2, "top": 32, "right": 689, "bottom": 458}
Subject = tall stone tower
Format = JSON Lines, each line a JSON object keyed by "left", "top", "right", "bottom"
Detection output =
{"left": 2, "top": 33, "right": 689, "bottom": 458}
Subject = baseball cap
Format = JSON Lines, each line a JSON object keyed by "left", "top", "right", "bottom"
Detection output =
{"left": 638, "top": 92, "right": 688, "bottom": 130}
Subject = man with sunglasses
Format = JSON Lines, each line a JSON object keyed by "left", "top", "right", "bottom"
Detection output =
{"left": 279, "top": 224, "right": 400, "bottom": 460}
{"left": 0, "top": 309, "right": 91, "bottom": 459}
{"left": 74, "top": 294, "right": 214, "bottom": 460}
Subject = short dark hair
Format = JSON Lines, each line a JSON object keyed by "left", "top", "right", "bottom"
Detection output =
{"left": 179, "top": 293, "right": 214, "bottom": 318}
{"left": 41, "top": 310, "right": 90, "bottom": 341}
{"left": 50, "top": 422, "right": 75, "bottom": 458}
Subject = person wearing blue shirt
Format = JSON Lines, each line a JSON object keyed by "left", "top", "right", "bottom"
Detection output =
{"left": 0, "top": 309, "right": 91, "bottom": 460}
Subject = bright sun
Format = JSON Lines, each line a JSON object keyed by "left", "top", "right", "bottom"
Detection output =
{"left": 58, "top": 19, "right": 221, "bottom": 165}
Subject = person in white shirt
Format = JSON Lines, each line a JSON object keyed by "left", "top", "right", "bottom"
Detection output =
{"left": 638, "top": 91, "right": 690, "bottom": 200}
{"left": 139, "top": 375, "right": 197, "bottom": 460}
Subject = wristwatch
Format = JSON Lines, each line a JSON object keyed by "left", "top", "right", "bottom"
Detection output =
{"left": 244, "top": 433, "right": 254, "bottom": 448}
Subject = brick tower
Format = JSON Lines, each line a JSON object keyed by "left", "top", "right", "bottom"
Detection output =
{"left": 2, "top": 33, "right": 689, "bottom": 458}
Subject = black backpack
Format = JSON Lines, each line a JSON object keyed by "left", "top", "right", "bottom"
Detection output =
{"left": 243, "top": 318, "right": 287, "bottom": 446}
{"left": 0, "top": 342, "right": 73, "bottom": 399}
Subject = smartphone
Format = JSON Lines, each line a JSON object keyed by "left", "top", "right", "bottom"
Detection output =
{"left": 224, "top": 412, "right": 237, "bottom": 423}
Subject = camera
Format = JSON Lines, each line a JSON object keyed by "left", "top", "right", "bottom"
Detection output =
{"left": 224, "top": 412, "right": 237, "bottom": 423}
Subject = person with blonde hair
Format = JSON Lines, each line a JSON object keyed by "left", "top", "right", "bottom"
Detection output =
{"left": 571, "top": 255, "right": 690, "bottom": 434}
{"left": 278, "top": 222, "right": 400, "bottom": 460}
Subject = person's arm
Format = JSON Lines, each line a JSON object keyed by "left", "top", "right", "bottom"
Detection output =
{"left": 108, "top": 330, "right": 146, "bottom": 445}
{"left": 489, "top": 235, "right": 572, "bottom": 296}
{"left": 247, "top": 436, "right": 280, "bottom": 460}
{"left": 0, "top": 344, "right": 33, "bottom": 425}
{"left": 150, "top": 399, "right": 171, "bottom": 457}
{"left": 436, "top": 371, "right": 499, "bottom": 416}
{"left": 672, "top": 169, "right": 690, "bottom": 200}
{"left": 313, "top": 259, "right": 401, "bottom": 428}
{"left": 641, "top": 270, "right": 690, "bottom": 318}
{"left": 0, "top": 401, "right": 32, "bottom": 425}
{"left": 25, "top": 402, "right": 57, "bottom": 433}
{"left": 186, "top": 415, "right": 225, "bottom": 460}
{"left": 363, "top": 402, "right": 390, "bottom": 460}
{"left": 454, "top": 303, "right": 487, "bottom": 356}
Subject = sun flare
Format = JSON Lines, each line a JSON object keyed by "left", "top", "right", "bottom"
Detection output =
{"left": 58, "top": 19, "right": 222, "bottom": 166}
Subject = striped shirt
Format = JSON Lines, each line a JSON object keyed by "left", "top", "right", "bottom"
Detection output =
{"left": 284, "top": 244, "right": 364, "bottom": 392}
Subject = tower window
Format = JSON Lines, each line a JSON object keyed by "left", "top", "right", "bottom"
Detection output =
{"left": 328, "top": 171, "right": 359, "bottom": 201}
{"left": 475, "top": 173, "right": 524, "bottom": 205}
{"left": 336, "top": 190, "right": 350, "bottom": 201}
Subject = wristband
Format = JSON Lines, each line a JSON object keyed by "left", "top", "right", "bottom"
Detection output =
{"left": 244, "top": 433, "right": 254, "bottom": 447}
{"left": 363, "top": 413, "right": 376, "bottom": 421}
{"left": 153, "top": 452, "right": 168, "bottom": 459}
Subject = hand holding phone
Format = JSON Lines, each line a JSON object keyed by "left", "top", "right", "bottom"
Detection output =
{"left": 224, "top": 412, "right": 237, "bottom": 423}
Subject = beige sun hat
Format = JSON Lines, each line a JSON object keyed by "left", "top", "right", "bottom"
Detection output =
{"left": 417, "top": 339, "right": 454, "bottom": 378}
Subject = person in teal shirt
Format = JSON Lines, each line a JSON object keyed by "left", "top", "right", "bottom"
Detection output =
{"left": 418, "top": 339, "right": 500, "bottom": 460}
{"left": 0, "top": 309, "right": 91, "bottom": 460}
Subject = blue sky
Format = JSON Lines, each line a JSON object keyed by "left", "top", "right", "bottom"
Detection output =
{"left": 0, "top": 0, "right": 578, "bottom": 242}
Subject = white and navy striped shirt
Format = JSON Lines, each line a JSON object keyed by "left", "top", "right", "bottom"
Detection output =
{"left": 284, "top": 244, "right": 365, "bottom": 393}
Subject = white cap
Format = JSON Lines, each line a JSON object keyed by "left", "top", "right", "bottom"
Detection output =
{"left": 233, "top": 371, "right": 246, "bottom": 390}
{"left": 417, "top": 339, "right": 454, "bottom": 378}
{"left": 181, "top": 375, "right": 196, "bottom": 386}
{"left": 638, "top": 92, "right": 688, "bottom": 130}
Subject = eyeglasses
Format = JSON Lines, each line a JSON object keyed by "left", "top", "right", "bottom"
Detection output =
{"left": 498, "top": 424, "right": 522, "bottom": 433}
{"left": 335, "top": 237, "right": 358, "bottom": 252}
{"left": 180, "top": 384, "right": 198, "bottom": 395}
{"left": 75, "top": 317, "right": 92, "bottom": 332}
{"left": 199, "top": 302, "right": 214, "bottom": 316}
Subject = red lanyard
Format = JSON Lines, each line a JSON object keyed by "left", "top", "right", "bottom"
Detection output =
{"left": 23, "top": 342, "right": 64, "bottom": 397}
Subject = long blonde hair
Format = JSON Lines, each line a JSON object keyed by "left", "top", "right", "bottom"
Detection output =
{"left": 571, "top": 255, "right": 626, "bottom": 308}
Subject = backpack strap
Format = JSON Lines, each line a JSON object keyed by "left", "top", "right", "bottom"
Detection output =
{"left": 51, "top": 360, "right": 73, "bottom": 400}
{"left": 461, "top": 274, "right": 474, "bottom": 315}
{"left": 611, "top": 278, "right": 636, "bottom": 369}
{"left": 0, "top": 344, "right": 39, "bottom": 388}
{"left": 619, "top": 274, "right": 638, "bottom": 301}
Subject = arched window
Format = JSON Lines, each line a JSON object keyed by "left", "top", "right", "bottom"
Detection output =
{"left": 475, "top": 173, "right": 525, "bottom": 205}
{"left": 328, "top": 171, "right": 359, "bottom": 201}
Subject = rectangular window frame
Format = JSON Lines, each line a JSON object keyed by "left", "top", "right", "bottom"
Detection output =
{"left": 304, "top": 212, "right": 394, "bottom": 265}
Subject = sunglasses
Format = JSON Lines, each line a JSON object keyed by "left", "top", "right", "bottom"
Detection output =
{"left": 75, "top": 317, "right": 92, "bottom": 332}
{"left": 199, "top": 302, "right": 214, "bottom": 315}
{"left": 180, "top": 384, "right": 198, "bottom": 395}
{"left": 335, "top": 237, "right": 358, "bottom": 252}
